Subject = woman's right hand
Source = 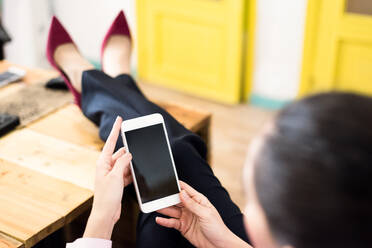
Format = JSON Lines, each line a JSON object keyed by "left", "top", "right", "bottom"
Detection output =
{"left": 156, "top": 181, "right": 252, "bottom": 248}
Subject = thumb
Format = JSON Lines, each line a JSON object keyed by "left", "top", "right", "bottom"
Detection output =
{"left": 180, "top": 190, "right": 206, "bottom": 217}
{"left": 110, "top": 152, "right": 132, "bottom": 177}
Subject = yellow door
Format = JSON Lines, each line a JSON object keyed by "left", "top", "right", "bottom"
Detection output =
{"left": 137, "top": 0, "right": 246, "bottom": 104}
{"left": 300, "top": 0, "right": 372, "bottom": 96}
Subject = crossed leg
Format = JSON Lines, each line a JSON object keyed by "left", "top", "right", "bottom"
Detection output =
{"left": 54, "top": 38, "right": 249, "bottom": 248}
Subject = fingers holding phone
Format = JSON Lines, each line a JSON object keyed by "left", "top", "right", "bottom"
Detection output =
{"left": 110, "top": 150, "right": 133, "bottom": 186}
{"left": 84, "top": 116, "right": 133, "bottom": 240}
{"left": 156, "top": 181, "right": 250, "bottom": 248}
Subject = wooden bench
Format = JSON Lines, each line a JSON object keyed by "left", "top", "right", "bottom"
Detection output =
{"left": 0, "top": 61, "right": 211, "bottom": 247}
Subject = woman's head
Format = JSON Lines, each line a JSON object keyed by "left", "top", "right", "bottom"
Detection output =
{"left": 244, "top": 92, "right": 372, "bottom": 248}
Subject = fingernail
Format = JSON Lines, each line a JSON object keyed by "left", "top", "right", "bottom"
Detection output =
{"left": 127, "top": 153, "right": 132, "bottom": 159}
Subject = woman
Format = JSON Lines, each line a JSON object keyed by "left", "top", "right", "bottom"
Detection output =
{"left": 47, "top": 11, "right": 248, "bottom": 248}
{"left": 47, "top": 11, "right": 372, "bottom": 248}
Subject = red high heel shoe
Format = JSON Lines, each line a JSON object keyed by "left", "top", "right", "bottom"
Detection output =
{"left": 46, "top": 16, "right": 81, "bottom": 107}
{"left": 100, "top": 10, "right": 132, "bottom": 71}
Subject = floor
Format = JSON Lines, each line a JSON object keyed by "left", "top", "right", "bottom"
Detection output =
{"left": 139, "top": 82, "right": 276, "bottom": 209}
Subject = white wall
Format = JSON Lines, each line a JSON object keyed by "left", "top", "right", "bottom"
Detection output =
{"left": 3, "top": 0, "right": 51, "bottom": 68}
{"left": 3, "top": 0, "right": 137, "bottom": 69}
{"left": 252, "top": 0, "right": 308, "bottom": 101}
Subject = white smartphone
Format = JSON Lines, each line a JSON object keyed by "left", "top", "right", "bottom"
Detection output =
{"left": 121, "top": 113, "right": 181, "bottom": 213}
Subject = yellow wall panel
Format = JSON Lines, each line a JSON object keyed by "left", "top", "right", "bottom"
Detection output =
{"left": 155, "top": 15, "right": 225, "bottom": 87}
{"left": 336, "top": 41, "right": 372, "bottom": 95}
{"left": 137, "top": 0, "right": 245, "bottom": 104}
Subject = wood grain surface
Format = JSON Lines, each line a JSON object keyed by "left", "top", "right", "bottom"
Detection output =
{"left": 0, "top": 159, "right": 92, "bottom": 248}
{"left": 0, "top": 129, "right": 99, "bottom": 190}
{"left": 0, "top": 233, "right": 24, "bottom": 248}
{"left": 28, "top": 104, "right": 104, "bottom": 151}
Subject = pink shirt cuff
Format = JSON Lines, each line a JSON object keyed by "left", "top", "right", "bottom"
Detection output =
{"left": 66, "top": 238, "right": 112, "bottom": 248}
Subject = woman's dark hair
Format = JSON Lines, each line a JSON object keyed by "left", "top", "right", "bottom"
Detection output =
{"left": 255, "top": 92, "right": 372, "bottom": 248}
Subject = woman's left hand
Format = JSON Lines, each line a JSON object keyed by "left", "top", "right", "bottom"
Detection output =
{"left": 84, "top": 116, "right": 133, "bottom": 240}
{"left": 156, "top": 181, "right": 251, "bottom": 248}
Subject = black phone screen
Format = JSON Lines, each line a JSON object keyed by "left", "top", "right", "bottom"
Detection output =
{"left": 125, "top": 124, "right": 179, "bottom": 203}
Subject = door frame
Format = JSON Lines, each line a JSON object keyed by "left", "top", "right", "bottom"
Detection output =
{"left": 298, "top": 0, "right": 322, "bottom": 97}
{"left": 243, "top": 0, "right": 256, "bottom": 102}
{"left": 299, "top": 0, "right": 372, "bottom": 97}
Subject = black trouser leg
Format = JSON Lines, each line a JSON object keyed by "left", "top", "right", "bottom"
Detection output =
{"left": 80, "top": 70, "right": 249, "bottom": 248}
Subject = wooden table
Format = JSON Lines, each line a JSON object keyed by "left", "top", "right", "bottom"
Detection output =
{"left": 0, "top": 61, "right": 211, "bottom": 247}
{"left": 0, "top": 232, "right": 24, "bottom": 248}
